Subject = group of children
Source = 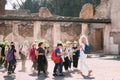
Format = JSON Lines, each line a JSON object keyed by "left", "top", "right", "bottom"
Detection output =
{"left": 0, "top": 37, "right": 92, "bottom": 77}
{"left": 52, "top": 36, "right": 92, "bottom": 76}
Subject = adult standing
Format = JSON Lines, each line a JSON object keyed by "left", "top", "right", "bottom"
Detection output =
{"left": 78, "top": 37, "right": 92, "bottom": 76}
{"left": 19, "top": 40, "right": 29, "bottom": 72}
{"left": 36, "top": 42, "right": 47, "bottom": 77}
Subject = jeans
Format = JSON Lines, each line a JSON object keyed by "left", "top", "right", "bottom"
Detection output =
{"left": 73, "top": 55, "right": 79, "bottom": 68}
{"left": 63, "top": 57, "right": 70, "bottom": 70}
{"left": 53, "top": 61, "right": 63, "bottom": 74}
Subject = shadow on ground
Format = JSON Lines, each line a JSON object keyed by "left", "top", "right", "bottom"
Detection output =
{"left": 82, "top": 75, "right": 95, "bottom": 79}
{"left": 4, "top": 75, "right": 16, "bottom": 80}
{"left": 100, "top": 57, "right": 120, "bottom": 61}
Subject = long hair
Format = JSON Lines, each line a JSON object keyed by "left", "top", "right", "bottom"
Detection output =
{"left": 79, "top": 34, "right": 89, "bottom": 45}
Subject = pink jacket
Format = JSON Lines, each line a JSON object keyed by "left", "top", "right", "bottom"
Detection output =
{"left": 29, "top": 48, "right": 36, "bottom": 62}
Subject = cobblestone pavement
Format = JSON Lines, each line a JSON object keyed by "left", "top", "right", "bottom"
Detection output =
{"left": 0, "top": 55, "right": 120, "bottom": 80}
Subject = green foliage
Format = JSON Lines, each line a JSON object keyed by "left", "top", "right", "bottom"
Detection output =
{"left": 51, "top": 0, "right": 100, "bottom": 17}
{"left": 20, "top": 0, "right": 100, "bottom": 16}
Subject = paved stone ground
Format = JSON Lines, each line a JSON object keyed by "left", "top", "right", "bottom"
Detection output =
{"left": 0, "top": 55, "right": 120, "bottom": 80}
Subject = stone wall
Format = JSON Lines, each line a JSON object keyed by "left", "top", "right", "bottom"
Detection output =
{"left": 0, "top": 23, "right": 12, "bottom": 39}
{"left": 90, "top": 0, "right": 111, "bottom": 52}
{"left": 61, "top": 23, "right": 81, "bottom": 42}
{"left": 5, "top": 10, "right": 30, "bottom": 16}
{"left": 109, "top": 0, "right": 120, "bottom": 54}
{"left": 91, "top": 0, "right": 120, "bottom": 54}
{"left": 89, "top": 28, "right": 104, "bottom": 51}
{"left": 18, "top": 22, "right": 33, "bottom": 37}
{"left": 41, "top": 24, "right": 53, "bottom": 47}
{"left": 0, "top": 21, "right": 81, "bottom": 48}
{"left": 1, "top": 3, "right": 120, "bottom": 55}
{"left": 110, "top": 32, "right": 120, "bottom": 54}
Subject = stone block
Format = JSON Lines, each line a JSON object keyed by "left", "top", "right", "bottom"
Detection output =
{"left": 80, "top": 3, "right": 94, "bottom": 19}
{"left": 39, "top": 7, "right": 52, "bottom": 17}
{"left": 110, "top": 44, "right": 119, "bottom": 54}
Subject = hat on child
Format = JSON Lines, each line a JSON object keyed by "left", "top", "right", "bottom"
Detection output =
{"left": 66, "top": 41, "right": 71, "bottom": 44}
{"left": 45, "top": 44, "right": 50, "bottom": 48}
{"left": 73, "top": 41, "right": 77, "bottom": 44}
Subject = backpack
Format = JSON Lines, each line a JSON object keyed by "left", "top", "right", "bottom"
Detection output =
{"left": 6, "top": 49, "right": 14, "bottom": 61}
{"left": 51, "top": 49, "right": 60, "bottom": 63}
{"left": 83, "top": 44, "right": 91, "bottom": 54}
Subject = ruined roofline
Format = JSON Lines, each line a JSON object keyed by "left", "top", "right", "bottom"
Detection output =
{"left": 0, "top": 15, "right": 111, "bottom": 23}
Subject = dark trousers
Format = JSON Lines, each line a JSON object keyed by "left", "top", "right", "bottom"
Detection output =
{"left": 0, "top": 58, "right": 4, "bottom": 66}
{"left": 4, "top": 60, "right": 8, "bottom": 68}
{"left": 45, "top": 58, "right": 48, "bottom": 72}
{"left": 53, "top": 61, "right": 63, "bottom": 74}
{"left": 63, "top": 57, "right": 70, "bottom": 70}
{"left": 38, "top": 62, "right": 46, "bottom": 74}
{"left": 8, "top": 59, "right": 16, "bottom": 73}
{"left": 0, "top": 57, "right": 8, "bottom": 68}
{"left": 73, "top": 55, "right": 79, "bottom": 68}
{"left": 37, "top": 56, "right": 46, "bottom": 74}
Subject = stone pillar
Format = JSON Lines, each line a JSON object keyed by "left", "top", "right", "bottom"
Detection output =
{"left": 79, "top": 3, "right": 94, "bottom": 43}
{"left": 104, "top": 24, "right": 111, "bottom": 54}
{"left": 34, "top": 21, "right": 41, "bottom": 41}
{"left": 33, "top": 7, "right": 52, "bottom": 41}
{"left": 111, "top": 0, "right": 120, "bottom": 29}
{"left": 12, "top": 21, "right": 19, "bottom": 41}
{"left": 110, "top": 0, "right": 120, "bottom": 54}
{"left": 81, "top": 23, "right": 89, "bottom": 35}
{"left": 53, "top": 22, "right": 61, "bottom": 47}
{"left": 0, "top": 35, "right": 3, "bottom": 41}
{"left": 12, "top": 21, "right": 20, "bottom": 58}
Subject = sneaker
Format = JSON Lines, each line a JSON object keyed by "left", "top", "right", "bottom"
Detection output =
{"left": 38, "top": 72, "right": 41, "bottom": 76}
{"left": 12, "top": 71, "right": 15, "bottom": 74}
{"left": 7, "top": 72, "right": 11, "bottom": 75}
{"left": 59, "top": 73, "right": 65, "bottom": 76}
{"left": 53, "top": 73, "right": 58, "bottom": 76}
{"left": 44, "top": 74, "right": 48, "bottom": 77}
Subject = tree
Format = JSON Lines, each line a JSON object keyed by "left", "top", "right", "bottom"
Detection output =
{"left": 50, "top": 0, "right": 100, "bottom": 17}
{"left": 10, "top": 0, "right": 100, "bottom": 16}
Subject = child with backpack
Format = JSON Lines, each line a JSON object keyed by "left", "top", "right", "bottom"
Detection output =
{"left": 52, "top": 43, "right": 65, "bottom": 76}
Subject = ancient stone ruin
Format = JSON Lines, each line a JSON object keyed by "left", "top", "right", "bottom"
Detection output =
{"left": 0, "top": 0, "right": 120, "bottom": 55}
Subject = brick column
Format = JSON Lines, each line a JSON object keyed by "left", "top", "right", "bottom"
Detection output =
{"left": 53, "top": 22, "right": 61, "bottom": 47}
{"left": 104, "top": 24, "right": 111, "bottom": 54}
{"left": 33, "top": 21, "right": 41, "bottom": 41}
{"left": 12, "top": 21, "right": 19, "bottom": 42}
{"left": 79, "top": 3, "right": 93, "bottom": 44}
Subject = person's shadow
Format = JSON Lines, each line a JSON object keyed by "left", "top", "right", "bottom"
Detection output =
{"left": 36, "top": 75, "right": 49, "bottom": 80}
{"left": 82, "top": 75, "right": 95, "bottom": 79}
{"left": 4, "top": 75, "right": 16, "bottom": 80}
